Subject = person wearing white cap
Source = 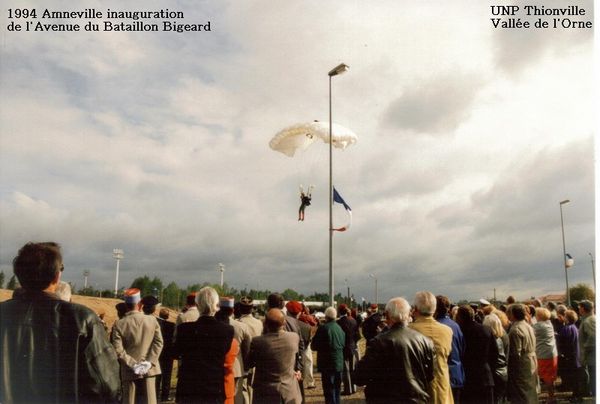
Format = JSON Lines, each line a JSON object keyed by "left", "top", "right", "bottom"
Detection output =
{"left": 54, "top": 280, "right": 72, "bottom": 302}
{"left": 112, "top": 287, "right": 164, "bottom": 404}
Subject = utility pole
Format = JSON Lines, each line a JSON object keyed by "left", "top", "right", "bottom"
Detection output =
{"left": 559, "top": 200, "right": 570, "bottom": 306}
{"left": 218, "top": 263, "right": 225, "bottom": 288}
{"left": 589, "top": 253, "right": 596, "bottom": 289}
{"left": 346, "top": 279, "right": 350, "bottom": 307}
{"left": 112, "top": 249, "right": 124, "bottom": 298}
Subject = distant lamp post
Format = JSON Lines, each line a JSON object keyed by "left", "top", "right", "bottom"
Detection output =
{"left": 113, "top": 249, "right": 124, "bottom": 298}
{"left": 369, "top": 273, "right": 378, "bottom": 306}
{"left": 218, "top": 263, "right": 225, "bottom": 288}
{"left": 83, "top": 270, "right": 90, "bottom": 289}
{"left": 589, "top": 252, "right": 596, "bottom": 288}
{"left": 559, "top": 200, "right": 570, "bottom": 306}
{"left": 345, "top": 278, "right": 351, "bottom": 306}
{"left": 328, "top": 62, "right": 349, "bottom": 308}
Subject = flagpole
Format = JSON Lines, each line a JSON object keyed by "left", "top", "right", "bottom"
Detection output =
{"left": 560, "top": 199, "right": 570, "bottom": 306}
{"left": 328, "top": 63, "right": 349, "bottom": 308}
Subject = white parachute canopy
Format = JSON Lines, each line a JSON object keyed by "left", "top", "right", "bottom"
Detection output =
{"left": 269, "top": 121, "right": 358, "bottom": 157}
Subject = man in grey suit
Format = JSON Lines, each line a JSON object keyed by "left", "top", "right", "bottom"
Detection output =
{"left": 246, "top": 308, "right": 302, "bottom": 404}
{"left": 112, "top": 288, "right": 164, "bottom": 404}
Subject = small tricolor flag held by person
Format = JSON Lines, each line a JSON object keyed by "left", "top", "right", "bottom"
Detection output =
{"left": 333, "top": 187, "right": 352, "bottom": 232}
{"left": 565, "top": 253, "right": 574, "bottom": 268}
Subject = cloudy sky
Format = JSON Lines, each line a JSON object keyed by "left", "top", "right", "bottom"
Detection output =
{"left": 0, "top": 0, "right": 595, "bottom": 303}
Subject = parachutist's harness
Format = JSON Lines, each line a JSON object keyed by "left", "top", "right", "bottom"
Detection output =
{"left": 298, "top": 186, "right": 313, "bottom": 221}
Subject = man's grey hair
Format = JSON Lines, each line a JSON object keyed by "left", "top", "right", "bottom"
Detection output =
{"left": 196, "top": 286, "right": 219, "bottom": 316}
{"left": 55, "top": 281, "right": 72, "bottom": 302}
{"left": 385, "top": 297, "right": 411, "bottom": 326}
{"left": 556, "top": 304, "right": 568, "bottom": 316}
{"left": 324, "top": 307, "right": 337, "bottom": 321}
{"left": 414, "top": 291, "right": 437, "bottom": 316}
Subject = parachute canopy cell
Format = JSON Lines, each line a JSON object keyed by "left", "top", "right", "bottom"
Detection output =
{"left": 269, "top": 122, "right": 357, "bottom": 157}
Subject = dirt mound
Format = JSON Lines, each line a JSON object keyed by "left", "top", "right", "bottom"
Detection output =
{"left": 0, "top": 289, "right": 179, "bottom": 329}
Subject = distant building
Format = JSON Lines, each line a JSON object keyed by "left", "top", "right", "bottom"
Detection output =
{"left": 536, "top": 294, "right": 566, "bottom": 304}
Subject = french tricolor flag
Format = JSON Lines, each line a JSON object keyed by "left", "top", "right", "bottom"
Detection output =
{"left": 565, "top": 253, "right": 574, "bottom": 268}
{"left": 333, "top": 187, "right": 352, "bottom": 232}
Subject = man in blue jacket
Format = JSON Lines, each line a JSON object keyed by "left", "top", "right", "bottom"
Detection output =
{"left": 435, "top": 295, "right": 465, "bottom": 403}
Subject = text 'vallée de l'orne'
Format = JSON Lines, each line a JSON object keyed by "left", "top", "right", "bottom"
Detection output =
{"left": 490, "top": 4, "right": 592, "bottom": 29}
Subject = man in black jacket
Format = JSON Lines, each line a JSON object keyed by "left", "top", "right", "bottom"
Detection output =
{"left": 337, "top": 304, "right": 359, "bottom": 395}
{"left": 0, "top": 242, "right": 121, "bottom": 403}
{"left": 361, "top": 304, "right": 384, "bottom": 347}
{"left": 353, "top": 297, "right": 435, "bottom": 403}
{"left": 455, "top": 305, "right": 498, "bottom": 404}
{"left": 156, "top": 308, "right": 175, "bottom": 401}
{"left": 173, "top": 286, "right": 238, "bottom": 403}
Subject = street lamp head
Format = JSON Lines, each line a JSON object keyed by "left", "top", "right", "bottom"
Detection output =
{"left": 328, "top": 63, "right": 349, "bottom": 77}
{"left": 112, "top": 249, "right": 124, "bottom": 259}
{"left": 369, "top": 273, "right": 376, "bottom": 279}
{"left": 560, "top": 199, "right": 570, "bottom": 205}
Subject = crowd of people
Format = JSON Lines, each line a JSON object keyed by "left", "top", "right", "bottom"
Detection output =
{"left": 0, "top": 241, "right": 596, "bottom": 404}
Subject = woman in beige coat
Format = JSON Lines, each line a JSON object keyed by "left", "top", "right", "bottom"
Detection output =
{"left": 507, "top": 304, "right": 539, "bottom": 404}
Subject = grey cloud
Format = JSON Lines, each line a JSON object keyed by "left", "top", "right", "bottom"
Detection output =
{"left": 383, "top": 73, "right": 483, "bottom": 135}
{"left": 449, "top": 138, "right": 595, "bottom": 294}
{"left": 471, "top": 137, "right": 594, "bottom": 238}
{"left": 355, "top": 147, "right": 450, "bottom": 198}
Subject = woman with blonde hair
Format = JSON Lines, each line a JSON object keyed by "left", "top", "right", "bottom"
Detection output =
{"left": 493, "top": 309, "right": 510, "bottom": 331}
{"left": 534, "top": 307, "right": 558, "bottom": 403}
{"left": 483, "top": 313, "right": 508, "bottom": 403}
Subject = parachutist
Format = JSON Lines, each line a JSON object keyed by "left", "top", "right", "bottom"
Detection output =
{"left": 298, "top": 185, "right": 313, "bottom": 221}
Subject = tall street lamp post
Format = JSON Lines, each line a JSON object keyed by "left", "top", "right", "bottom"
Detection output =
{"left": 369, "top": 273, "right": 378, "bottom": 307}
{"left": 345, "top": 278, "right": 351, "bottom": 306}
{"left": 218, "top": 263, "right": 225, "bottom": 288}
{"left": 112, "top": 249, "right": 124, "bottom": 298}
{"left": 589, "top": 252, "right": 596, "bottom": 289}
{"left": 328, "top": 62, "right": 349, "bottom": 307}
{"left": 559, "top": 200, "right": 570, "bottom": 306}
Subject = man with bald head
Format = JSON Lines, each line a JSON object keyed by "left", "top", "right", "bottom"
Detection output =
{"left": 246, "top": 308, "right": 302, "bottom": 403}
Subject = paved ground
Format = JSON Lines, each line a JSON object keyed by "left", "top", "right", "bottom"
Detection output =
{"left": 160, "top": 336, "right": 595, "bottom": 404}
{"left": 163, "top": 368, "right": 594, "bottom": 404}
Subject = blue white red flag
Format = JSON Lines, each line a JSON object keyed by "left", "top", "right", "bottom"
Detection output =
{"left": 333, "top": 187, "right": 352, "bottom": 232}
{"left": 565, "top": 253, "right": 574, "bottom": 268}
